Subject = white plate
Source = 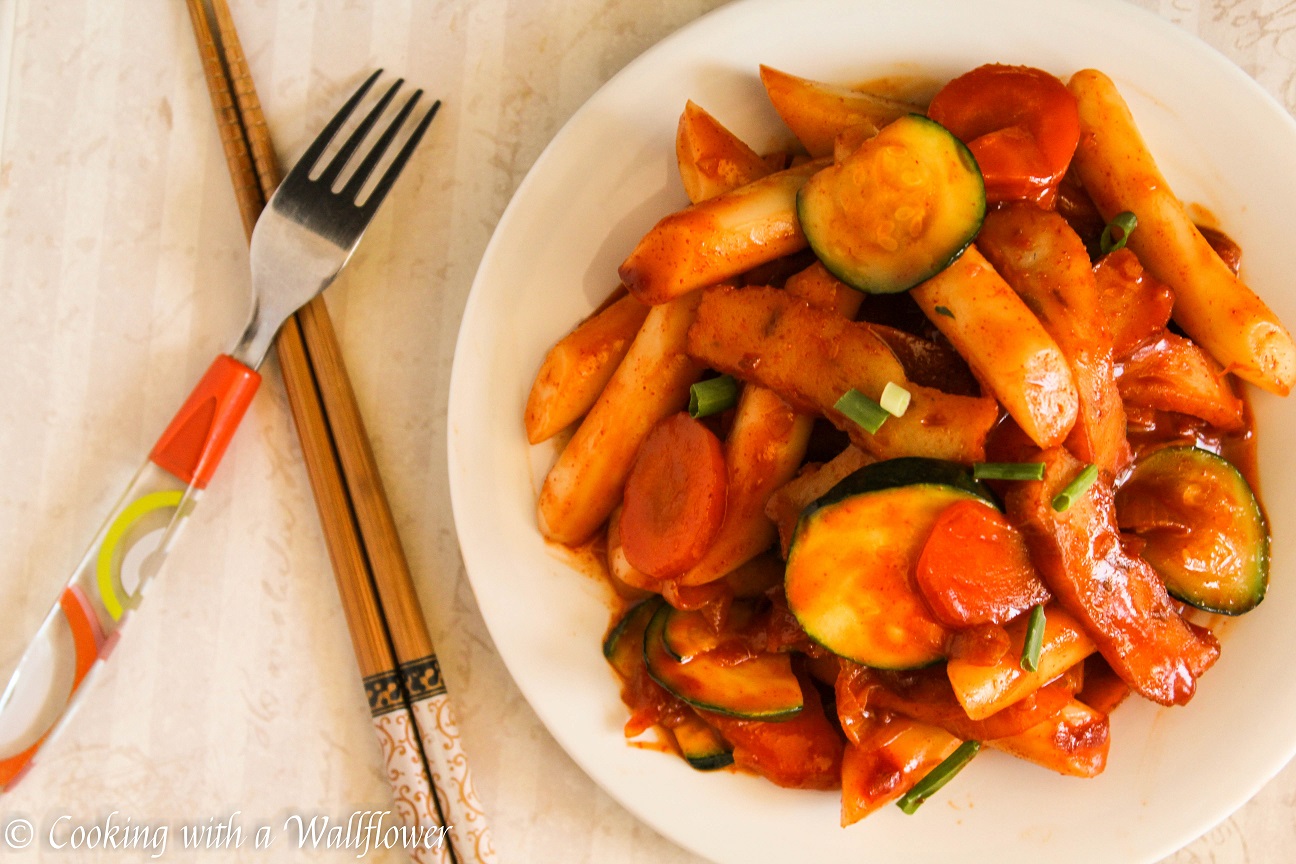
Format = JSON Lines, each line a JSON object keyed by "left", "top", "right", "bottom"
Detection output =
{"left": 447, "top": 0, "right": 1296, "bottom": 861}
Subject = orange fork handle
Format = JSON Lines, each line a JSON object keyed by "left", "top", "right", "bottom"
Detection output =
{"left": 149, "top": 354, "right": 261, "bottom": 489}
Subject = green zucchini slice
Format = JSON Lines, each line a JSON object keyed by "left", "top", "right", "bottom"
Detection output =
{"left": 808, "top": 456, "right": 996, "bottom": 515}
{"left": 604, "top": 599, "right": 735, "bottom": 769}
{"left": 1115, "top": 446, "right": 1268, "bottom": 615}
{"left": 671, "top": 714, "right": 734, "bottom": 771}
{"left": 603, "top": 598, "right": 662, "bottom": 679}
{"left": 643, "top": 603, "right": 803, "bottom": 720}
{"left": 786, "top": 458, "right": 994, "bottom": 669}
{"left": 601, "top": 601, "right": 736, "bottom": 772}
{"left": 796, "top": 113, "right": 985, "bottom": 294}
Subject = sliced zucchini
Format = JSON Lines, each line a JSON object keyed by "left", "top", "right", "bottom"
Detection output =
{"left": 643, "top": 603, "right": 803, "bottom": 720}
{"left": 603, "top": 598, "right": 662, "bottom": 679}
{"left": 1115, "top": 446, "right": 1268, "bottom": 615}
{"left": 786, "top": 458, "right": 994, "bottom": 669}
{"left": 809, "top": 456, "right": 996, "bottom": 514}
{"left": 670, "top": 714, "right": 734, "bottom": 771}
{"left": 605, "top": 600, "right": 736, "bottom": 769}
{"left": 797, "top": 114, "right": 985, "bottom": 294}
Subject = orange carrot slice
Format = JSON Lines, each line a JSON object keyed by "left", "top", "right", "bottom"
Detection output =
{"left": 620, "top": 412, "right": 727, "bottom": 578}
{"left": 914, "top": 499, "right": 1051, "bottom": 627}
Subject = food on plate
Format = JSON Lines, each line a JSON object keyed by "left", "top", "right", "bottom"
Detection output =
{"left": 1115, "top": 446, "right": 1268, "bottom": 615}
{"left": 796, "top": 113, "right": 985, "bottom": 294}
{"left": 619, "top": 412, "right": 728, "bottom": 578}
{"left": 524, "top": 292, "right": 649, "bottom": 444}
{"left": 536, "top": 292, "right": 702, "bottom": 545}
{"left": 1003, "top": 447, "right": 1220, "bottom": 706}
{"left": 618, "top": 160, "right": 824, "bottom": 304}
{"left": 1068, "top": 68, "right": 1296, "bottom": 395}
{"left": 785, "top": 458, "right": 996, "bottom": 669}
{"left": 758, "top": 64, "right": 920, "bottom": 159}
{"left": 525, "top": 60, "right": 1282, "bottom": 824}
{"left": 910, "top": 245, "right": 1079, "bottom": 449}
{"left": 676, "top": 100, "right": 783, "bottom": 204}
{"left": 977, "top": 202, "right": 1130, "bottom": 474}
{"left": 914, "top": 497, "right": 1051, "bottom": 628}
{"left": 687, "top": 285, "right": 999, "bottom": 462}
{"left": 643, "top": 600, "right": 804, "bottom": 720}
{"left": 926, "top": 64, "right": 1080, "bottom": 207}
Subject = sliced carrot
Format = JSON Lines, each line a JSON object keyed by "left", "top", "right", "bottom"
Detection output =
{"left": 927, "top": 64, "right": 1080, "bottom": 207}
{"left": 620, "top": 412, "right": 728, "bottom": 579}
{"left": 914, "top": 499, "right": 1051, "bottom": 627}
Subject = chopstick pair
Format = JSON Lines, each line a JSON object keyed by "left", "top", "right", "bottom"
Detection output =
{"left": 183, "top": 3, "right": 494, "bottom": 862}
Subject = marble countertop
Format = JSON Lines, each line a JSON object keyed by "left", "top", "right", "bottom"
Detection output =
{"left": 0, "top": 0, "right": 1292, "bottom": 861}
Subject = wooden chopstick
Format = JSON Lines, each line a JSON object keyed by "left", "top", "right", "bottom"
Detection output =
{"left": 184, "top": 3, "right": 494, "bottom": 862}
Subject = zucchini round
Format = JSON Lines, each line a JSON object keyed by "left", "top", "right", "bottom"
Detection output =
{"left": 786, "top": 458, "right": 994, "bottom": 669}
{"left": 671, "top": 715, "right": 734, "bottom": 771}
{"left": 643, "top": 603, "right": 804, "bottom": 720}
{"left": 796, "top": 113, "right": 985, "bottom": 294}
{"left": 809, "top": 456, "right": 996, "bottom": 514}
{"left": 1115, "top": 446, "right": 1268, "bottom": 615}
{"left": 602, "top": 598, "right": 662, "bottom": 679}
{"left": 605, "top": 599, "right": 735, "bottom": 770}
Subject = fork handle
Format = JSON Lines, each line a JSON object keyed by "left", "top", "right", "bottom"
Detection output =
{"left": 0, "top": 354, "right": 259, "bottom": 790}
{"left": 151, "top": 354, "right": 261, "bottom": 488}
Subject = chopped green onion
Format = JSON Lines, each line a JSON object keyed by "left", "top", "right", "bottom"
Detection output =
{"left": 834, "top": 388, "right": 889, "bottom": 434}
{"left": 1099, "top": 211, "right": 1138, "bottom": 254}
{"left": 934, "top": 305, "right": 955, "bottom": 319}
{"left": 1020, "top": 604, "right": 1047, "bottom": 672}
{"left": 896, "top": 740, "right": 982, "bottom": 815}
{"left": 689, "top": 375, "right": 738, "bottom": 419}
{"left": 973, "top": 461, "right": 1046, "bottom": 481}
{"left": 1051, "top": 463, "right": 1099, "bottom": 512}
{"left": 879, "top": 382, "right": 911, "bottom": 417}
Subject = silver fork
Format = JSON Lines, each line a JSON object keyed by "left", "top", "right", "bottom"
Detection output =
{"left": 0, "top": 71, "right": 437, "bottom": 792}
{"left": 234, "top": 69, "right": 440, "bottom": 368}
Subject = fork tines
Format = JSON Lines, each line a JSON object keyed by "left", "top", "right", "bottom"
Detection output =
{"left": 276, "top": 70, "right": 440, "bottom": 236}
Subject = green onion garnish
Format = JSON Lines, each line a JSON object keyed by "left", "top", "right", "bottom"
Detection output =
{"left": 879, "top": 382, "right": 912, "bottom": 417}
{"left": 1051, "top": 463, "right": 1099, "bottom": 512}
{"left": 1020, "top": 604, "right": 1047, "bottom": 672}
{"left": 834, "top": 388, "right": 889, "bottom": 434}
{"left": 689, "top": 374, "right": 738, "bottom": 419}
{"left": 1099, "top": 211, "right": 1138, "bottom": 254}
{"left": 896, "top": 740, "right": 982, "bottom": 815}
{"left": 934, "top": 305, "right": 955, "bottom": 319}
{"left": 973, "top": 461, "right": 1045, "bottom": 481}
